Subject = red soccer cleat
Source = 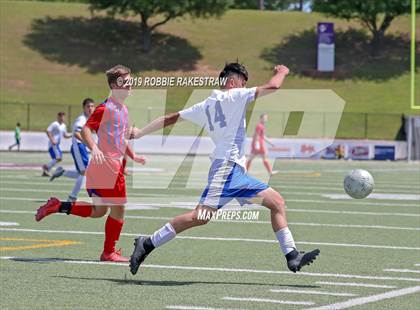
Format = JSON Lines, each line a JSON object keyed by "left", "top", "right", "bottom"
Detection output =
{"left": 35, "top": 197, "right": 60, "bottom": 222}
{"left": 100, "top": 249, "right": 129, "bottom": 262}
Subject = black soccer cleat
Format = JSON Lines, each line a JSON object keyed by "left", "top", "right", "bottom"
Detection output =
{"left": 129, "top": 236, "right": 149, "bottom": 275}
{"left": 50, "top": 166, "right": 65, "bottom": 182}
{"left": 286, "top": 249, "right": 320, "bottom": 273}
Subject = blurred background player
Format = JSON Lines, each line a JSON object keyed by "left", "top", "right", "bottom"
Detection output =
{"left": 50, "top": 98, "right": 95, "bottom": 202}
{"left": 42, "top": 112, "right": 72, "bottom": 176}
{"left": 246, "top": 114, "right": 276, "bottom": 174}
{"left": 36, "top": 65, "right": 145, "bottom": 262}
{"left": 129, "top": 63, "right": 319, "bottom": 275}
{"left": 8, "top": 122, "right": 21, "bottom": 151}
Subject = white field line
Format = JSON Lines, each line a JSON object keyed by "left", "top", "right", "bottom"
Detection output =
{"left": 166, "top": 306, "right": 245, "bottom": 310}
{"left": 323, "top": 193, "right": 420, "bottom": 201}
{"left": 304, "top": 286, "right": 420, "bottom": 310}
{"left": 284, "top": 199, "right": 420, "bottom": 208}
{"left": 1, "top": 195, "right": 419, "bottom": 208}
{"left": 269, "top": 288, "right": 356, "bottom": 297}
{"left": 383, "top": 269, "right": 420, "bottom": 274}
{"left": 1, "top": 210, "right": 419, "bottom": 231}
{"left": 2, "top": 176, "right": 419, "bottom": 190}
{"left": 315, "top": 281, "right": 397, "bottom": 289}
{"left": 124, "top": 215, "right": 420, "bottom": 232}
{"left": 285, "top": 208, "right": 420, "bottom": 217}
{"left": 2, "top": 207, "right": 419, "bottom": 219}
{"left": 1, "top": 186, "right": 419, "bottom": 202}
{"left": 1, "top": 196, "right": 420, "bottom": 214}
{"left": 415, "top": 264, "right": 420, "bottom": 267}
{"left": 1, "top": 227, "right": 419, "bottom": 251}
{"left": 1, "top": 256, "right": 420, "bottom": 283}
{"left": 269, "top": 180, "right": 420, "bottom": 190}
{"left": 0, "top": 222, "right": 19, "bottom": 226}
{"left": 221, "top": 297, "right": 314, "bottom": 305}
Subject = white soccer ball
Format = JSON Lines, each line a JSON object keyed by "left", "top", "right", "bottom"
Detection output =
{"left": 343, "top": 169, "right": 374, "bottom": 199}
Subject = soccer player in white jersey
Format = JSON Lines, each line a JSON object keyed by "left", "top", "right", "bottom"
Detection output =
{"left": 128, "top": 63, "right": 320, "bottom": 275}
{"left": 42, "top": 112, "right": 72, "bottom": 176}
{"left": 50, "top": 98, "right": 95, "bottom": 201}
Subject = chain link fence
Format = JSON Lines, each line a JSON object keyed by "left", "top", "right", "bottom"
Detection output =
{"left": 0, "top": 102, "right": 405, "bottom": 140}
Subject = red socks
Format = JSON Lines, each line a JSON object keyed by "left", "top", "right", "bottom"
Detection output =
{"left": 69, "top": 201, "right": 93, "bottom": 217}
{"left": 263, "top": 159, "right": 272, "bottom": 174}
{"left": 103, "top": 216, "right": 124, "bottom": 254}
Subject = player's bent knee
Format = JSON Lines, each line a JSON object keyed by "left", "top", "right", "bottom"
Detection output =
{"left": 91, "top": 206, "right": 108, "bottom": 218}
{"left": 110, "top": 205, "right": 125, "bottom": 219}
{"left": 79, "top": 170, "right": 85, "bottom": 176}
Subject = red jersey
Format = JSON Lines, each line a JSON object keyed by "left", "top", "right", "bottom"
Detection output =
{"left": 85, "top": 98, "right": 129, "bottom": 159}
{"left": 252, "top": 123, "right": 265, "bottom": 150}
{"left": 85, "top": 98, "right": 129, "bottom": 204}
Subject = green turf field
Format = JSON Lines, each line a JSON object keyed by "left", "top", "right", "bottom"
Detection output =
{"left": 0, "top": 152, "right": 419, "bottom": 309}
{"left": 0, "top": 1, "right": 419, "bottom": 136}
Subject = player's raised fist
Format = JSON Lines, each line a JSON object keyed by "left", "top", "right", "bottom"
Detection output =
{"left": 274, "top": 65, "right": 289, "bottom": 75}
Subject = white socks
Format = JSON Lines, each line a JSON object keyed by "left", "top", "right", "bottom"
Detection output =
{"left": 70, "top": 175, "right": 84, "bottom": 199}
{"left": 47, "top": 159, "right": 57, "bottom": 171}
{"left": 150, "top": 223, "right": 177, "bottom": 248}
{"left": 275, "top": 227, "right": 296, "bottom": 255}
{"left": 64, "top": 170, "right": 79, "bottom": 179}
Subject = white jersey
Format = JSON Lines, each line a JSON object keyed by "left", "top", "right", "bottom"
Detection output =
{"left": 47, "top": 121, "right": 68, "bottom": 148}
{"left": 71, "top": 114, "right": 87, "bottom": 146}
{"left": 179, "top": 87, "right": 256, "bottom": 167}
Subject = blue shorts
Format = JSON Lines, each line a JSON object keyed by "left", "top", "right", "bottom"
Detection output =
{"left": 199, "top": 159, "right": 269, "bottom": 209}
{"left": 71, "top": 143, "right": 89, "bottom": 173}
{"left": 48, "top": 145, "right": 62, "bottom": 160}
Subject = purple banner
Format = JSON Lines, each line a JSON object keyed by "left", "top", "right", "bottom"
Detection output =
{"left": 317, "top": 22, "right": 334, "bottom": 45}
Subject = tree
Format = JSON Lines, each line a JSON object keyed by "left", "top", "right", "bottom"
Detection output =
{"left": 313, "top": 0, "right": 419, "bottom": 56}
{"left": 88, "top": 0, "right": 229, "bottom": 53}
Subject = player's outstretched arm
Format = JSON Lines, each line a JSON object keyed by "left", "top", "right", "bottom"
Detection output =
{"left": 123, "top": 140, "right": 146, "bottom": 165}
{"left": 255, "top": 65, "right": 289, "bottom": 99}
{"left": 131, "top": 112, "right": 182, "bottom": 139}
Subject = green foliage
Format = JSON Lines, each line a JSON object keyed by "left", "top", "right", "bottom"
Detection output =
{"left": 313, "top": 0, "right": 419, "bottom": 55}
{"left": 87, "top": 0, "right": 229, "bottom": 52}
{"left": 229, "top": 0, "right": 306, "bottom": 10}
{"left": 313, "top": 0, "right": 416, "bottom": 20}
{"left": 88, "top": 0, "right": 228, "bottom": 21}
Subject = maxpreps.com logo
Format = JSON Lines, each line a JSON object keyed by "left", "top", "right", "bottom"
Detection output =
{"left": 197, "top": 209, "right": 260, "bottom": 221}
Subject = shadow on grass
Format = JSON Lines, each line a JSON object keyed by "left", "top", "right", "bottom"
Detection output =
{"left": 24, "top": 16, "right": 202, "bottom": 73}
{"left": 54, "top": 275, "right": 319, "bottom": 288}
{"left": 261, "top": 28, "right": 419, "bottom": 81}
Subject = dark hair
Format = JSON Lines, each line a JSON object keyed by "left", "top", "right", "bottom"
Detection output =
{"left": 106, "top": 64, "right": 131, "bottom": 88}
{"left": 82, "top": 98, "right": 94, "bottom": 107}
{"left": 219, "top": 62, "right": 248, "bottom": 81}
{"left": 16, "top": 122, "right": 20, "bottom": 127}
{"left": 58, "top": 112, "right": 65, "bottom": 117}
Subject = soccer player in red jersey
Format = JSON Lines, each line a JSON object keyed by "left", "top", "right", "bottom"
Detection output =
{"left": 35, "top": 65, "right": 145, "bottom": 262}
{"left": 246, "top": 114, "right": 275, "bottom": 174}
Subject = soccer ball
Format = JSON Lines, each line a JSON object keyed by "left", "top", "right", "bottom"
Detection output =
{"left": 343, "top": 169, "right": 374, "bottom": 199}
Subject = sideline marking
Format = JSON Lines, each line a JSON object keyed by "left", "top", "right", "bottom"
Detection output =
{"left": 222, "top": 297, "right": 314, "bottom": 305}
{"left": 304, "top": 286, "right": 420, "bottom": 310}
{"left": 1, "top": 227, "right": 419, "bottom": 251}
{"left": 383, "top": 269, "right": 420, "bottom": 274}
{"left": 0, "top": 238, "right": 81, "bottom": 251}
{"left": 316, "top": 281, "right": 397, "bottom": 289}
{"left": 269, "top": 288, "right": 355, "bottom": 297}
{"left": 1, "top": 256, "right": 420, "bottom": 283}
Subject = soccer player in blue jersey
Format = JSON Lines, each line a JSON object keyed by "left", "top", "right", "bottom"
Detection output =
{"left": 42, "top": 112, "right": 72, "bottom": 176}
{"left": 129, "top": 63, "right": 320, "bottom": 275}
{"left": 50, "top": 98, "right": 95, "bottom": 202}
